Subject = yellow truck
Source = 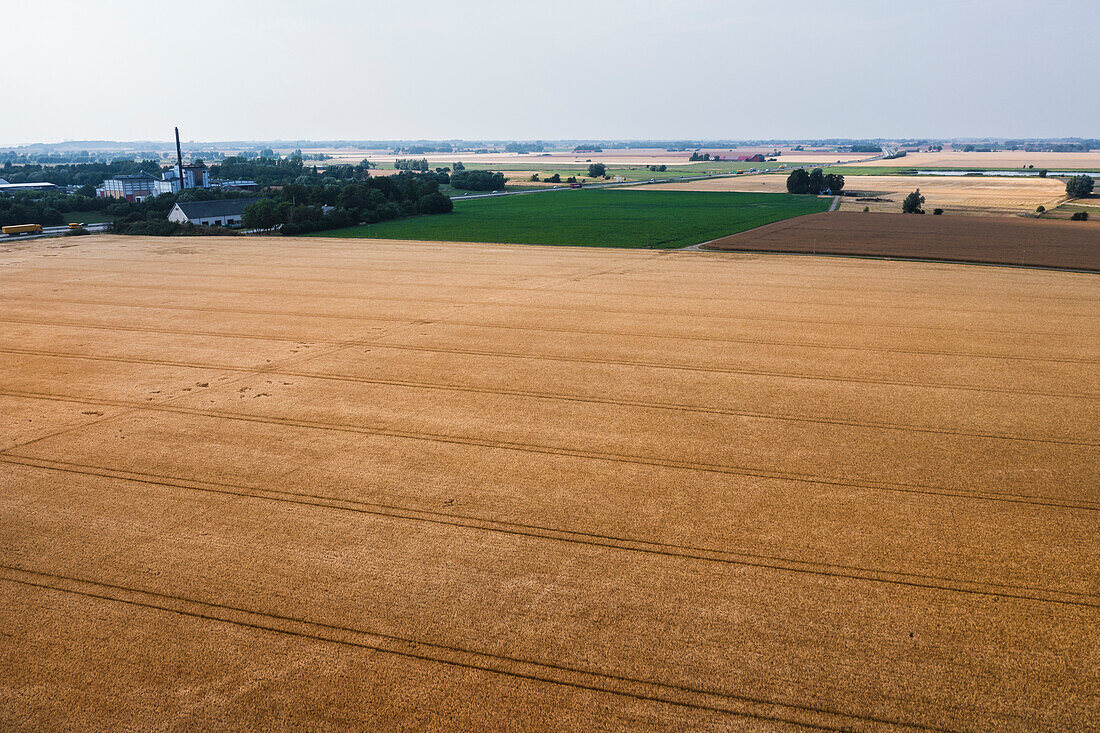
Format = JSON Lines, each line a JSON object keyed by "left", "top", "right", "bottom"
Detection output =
{"left": 2, "top": 223, "right": 43, "bottom": 235}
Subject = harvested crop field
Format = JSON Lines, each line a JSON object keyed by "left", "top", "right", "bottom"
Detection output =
{"left": 838, "top": 151, "right": 1100, "bottom": 170}
{"left": 642, "top": 174, "right": 1069, "bottom": 215}
{"left": 706, "top": 211, "right": 1100, "bottom": 270}
{"left": 1, "top": 234, "right": 1098, "bottom": 730}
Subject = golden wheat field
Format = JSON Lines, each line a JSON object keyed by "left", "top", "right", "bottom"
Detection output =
{"left": 639, "top": 174, "right": 1069, "bottom": 214}
{"left": 1, "top": 234, "right": 1097, "bottom": 730}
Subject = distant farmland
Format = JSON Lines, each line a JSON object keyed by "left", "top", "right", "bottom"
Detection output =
{"left": 311, "top": 190, "right": 830, "bottom": 248}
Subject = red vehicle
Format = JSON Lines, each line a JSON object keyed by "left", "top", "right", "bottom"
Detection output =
{"left": 569, "top": 182, "right": 583, "bottom": 189}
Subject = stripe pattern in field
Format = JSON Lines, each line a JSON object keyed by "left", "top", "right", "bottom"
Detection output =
{"left": 0, "top": 235, "right": 1097, "bottom": 730}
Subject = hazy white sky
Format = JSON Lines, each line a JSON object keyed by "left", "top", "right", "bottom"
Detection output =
{"left": 2, "top": 0, "right": 1097, "bottom": 144}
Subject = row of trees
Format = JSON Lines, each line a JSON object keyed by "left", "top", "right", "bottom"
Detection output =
{"left": 394, "top": 158, "right": 430, "bottom": 171}
{"left": 450, "top": 169, "right": 505, "bottom": 191}
{"left": 785, "top": 168, "right": 845, "bottom": 195}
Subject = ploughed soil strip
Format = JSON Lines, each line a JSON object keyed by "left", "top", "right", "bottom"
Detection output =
{"left": 704, "top": 211, "right": 1100, "bottom": 271}
{"left": 0, "top": 235, "right": 1097, "bottom": 730}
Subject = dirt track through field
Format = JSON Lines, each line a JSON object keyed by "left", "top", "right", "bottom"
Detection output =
{"left": 1, "top": 235, "right": 1098, "bottom": 730}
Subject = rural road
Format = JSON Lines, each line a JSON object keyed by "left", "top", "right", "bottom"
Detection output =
{"left": 1, "top": 223, "right": 111, "bottom": 242}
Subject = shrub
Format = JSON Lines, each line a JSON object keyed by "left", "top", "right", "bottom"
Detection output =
{"left": 1036, "top": 205, "right": 1045, "bottom": 213}
{"left": 932, "top": 208, "right": 944, "bottom": 215}
{"left": 1070, "top": 211, "right": 1089, "bottom": 221}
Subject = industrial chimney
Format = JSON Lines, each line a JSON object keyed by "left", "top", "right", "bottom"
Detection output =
{"left": 175, "top": 127, "right": 185, "bottom": 191}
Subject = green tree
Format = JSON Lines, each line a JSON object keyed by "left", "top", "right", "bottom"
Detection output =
{"left": 807, "top": 168, "right": 825, "bottom": 194}
{"left": 1065, "top": 175, "right": 1095, "bottom": 198}
{"left": 786, "top": 168, "right": 811, "bottom": 194}
{"left": 417, "top": 192, "right": 453, "bottom": 215}
{"left": 587, "top": 163, "right": 606, "bottom": 178}
{"left": 823, "top": 173, "right": 845, "bottom": 194}
{"left": 902, "top": 189, "right": 925, "bottom": 214}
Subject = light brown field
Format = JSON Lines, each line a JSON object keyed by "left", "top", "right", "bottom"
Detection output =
{"left": 1, "top": 235, "right": 1097, "bottom": 730}
{"left": 639, "top": 173, "right": 1070, "bottom": 214}
{"left": 840, "top": 150, "right": 1100, "bottom": 169}
{"left": 300, "top": 147, "right": 870, "bottom": 169}
{"left": 836, "top": 175, "right": 1069, "bottom": 214}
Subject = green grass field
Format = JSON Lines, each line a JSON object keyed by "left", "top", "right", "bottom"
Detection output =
{"left": 308, "top": 189, "right": 830, "bottom": 249}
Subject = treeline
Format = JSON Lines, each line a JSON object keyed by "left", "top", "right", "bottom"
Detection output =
{"left": 0, "top": 159, "right": 163, "bottom": 186}
{"left": 450, "top": 170, "right": 505, "bottom": 191}
{"left": 848, "top": 143, "right": 882, "bottom": 153}
{"left": 785, "top": 168, "right": 844, "bottom": 195}
{"left": 505, "top": 142, "right": 545, "bottom": 153}
{"left": 1004, "top": 141, "right": 1099, "bottom": 152}
{"left": 209, "top": 155, "right": 307, "bottom": 186}
{"left": 395, "top": 158, "right": 429, "bottom": 171}
{"left": 242, "top": 173, "right": 452, "bottom": 235}
{"left": 392, "top": 145, "right": 453, "bottom": 154}
{"left": 689, "top": 152, "right": 714, "bottom": 161}
{"left": 0, "top": 150, "right": 165, "bottom": 165}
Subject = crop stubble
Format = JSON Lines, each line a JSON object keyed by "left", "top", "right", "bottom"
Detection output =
{"left": 0, "top": 235, "right": 1097, "bottom": 730}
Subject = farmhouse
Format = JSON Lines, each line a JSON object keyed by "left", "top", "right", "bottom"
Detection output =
{"left": 735, "top": 153, "right": 766, "bottom": 162}
{"left": 167, "top": 198, "right": 260, "bottom": 227}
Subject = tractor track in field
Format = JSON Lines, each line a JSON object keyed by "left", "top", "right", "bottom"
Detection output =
{"left": 3, "top": 458, "right": 1096, "bottom": 607}
{"left": 0, "top": 564, "right": 947, "bottom": 732}
{"left": 3, "top": 391, "right": 1096, "bottom": 511}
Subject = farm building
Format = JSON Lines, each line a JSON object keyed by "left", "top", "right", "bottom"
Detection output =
{"left": 0, "top": 181, "right": 58, "bottom": 193}
{"left": 167, "top": 198, "right": 260, "bottom": 227}
{"left": 97, "top": 172, "right": 163, "bottom": 201}
{"left": 735, "top": 154, "right": 767, "bottom": 162}
{"left": 162, "top": 164, "right": 211, "bottom": 191}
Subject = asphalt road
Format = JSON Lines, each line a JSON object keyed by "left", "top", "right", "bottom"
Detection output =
{"left": 1, "top": 223, "right": 111, "bottom": 242}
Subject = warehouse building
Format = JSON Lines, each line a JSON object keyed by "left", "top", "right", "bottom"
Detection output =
{"left": 167, "top": 198, "right": 260, "bottom": 227}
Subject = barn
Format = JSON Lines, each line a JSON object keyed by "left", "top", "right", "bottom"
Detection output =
{"left": 167, "top": 198, "right": 261, "bottom": 227}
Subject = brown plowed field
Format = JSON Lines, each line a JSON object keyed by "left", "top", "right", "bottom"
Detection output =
{"left": 1, "top": 235, "right": 1098, "bottom": 730}
{"left": 706, "top": 211, "right": 1100, "bottom": 270}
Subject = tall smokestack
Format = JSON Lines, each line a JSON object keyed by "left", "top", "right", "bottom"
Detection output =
{"left": 175, "top": 127, "right": 185, "bottom": 191}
